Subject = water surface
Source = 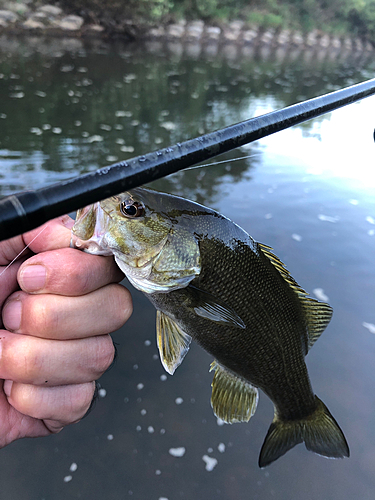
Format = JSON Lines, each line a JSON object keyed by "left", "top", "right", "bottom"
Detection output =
{"left": 0, "top": 36, "right": 375, "bottom": 500}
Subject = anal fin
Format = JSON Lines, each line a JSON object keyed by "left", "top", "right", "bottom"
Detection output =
{"left": 156, "top": 310, "right": 191, "bottom": 375}
{"left": 210, "top": 361, "right": 259, "bottom": 423}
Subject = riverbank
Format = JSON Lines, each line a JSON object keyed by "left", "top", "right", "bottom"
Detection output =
{"left": 0, "top": 2, "right": 373, "bottom": 53}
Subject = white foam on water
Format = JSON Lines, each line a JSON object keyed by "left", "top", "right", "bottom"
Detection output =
{"left": 313, "top": 288, "right": 329, "bottom": 302}
{"left": 168, "top": 447, "right": 186, "bottom": 457}
{"left": 98, "top": 388, "right": 107, "bottom": 398}
{"left": 363, "top": 322, "right": 375, "bottom": 334}
{"left": 202, "top": 455, "right": 218, "bottom": 471}
{"left": 318, "top": 214, "right": 339, "bottom": 223}
{"left": 292, "top": 233, "right": 302, "bottom": 242}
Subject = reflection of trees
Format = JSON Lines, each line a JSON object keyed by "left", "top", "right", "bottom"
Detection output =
{"left": 149, "top": 147, "right": 260, "bottom": 206}
{"left": 0, "top": 37, "right": 373, "bottom": 198}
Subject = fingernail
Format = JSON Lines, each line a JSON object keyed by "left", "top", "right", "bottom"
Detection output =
{"left": 2, "top": 300, "right": 22, "bottom": 332}
{"left": 61, "top": 215, "right": 74, "bottom": 229}
{"left": 3, "top": 380, "right": 13, "bottom": 398}
{"left": 20, "top": 265, "right": 46, "bottom": 292}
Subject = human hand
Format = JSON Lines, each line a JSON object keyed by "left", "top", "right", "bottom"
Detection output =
{"left": 0, "top": 215, "right": 132, "bottom": 448}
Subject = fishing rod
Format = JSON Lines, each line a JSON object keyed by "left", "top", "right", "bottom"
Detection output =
{"left": 1, "top": 77, "right": 375, "bottom": 242}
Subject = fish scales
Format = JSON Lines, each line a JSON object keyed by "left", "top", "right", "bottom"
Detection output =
{"left": 149, "top": 230, "right": 316, "bottom": 420}
{"left": 72, "top": 186, "right": 349, "bottom": 467}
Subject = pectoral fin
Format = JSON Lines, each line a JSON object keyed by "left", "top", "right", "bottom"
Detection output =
{"left": 156, "top": 310, "right": 191, "bottom": 375}
{"left": 210, "top": 361, "right": 259, "bottom": 423}
{"left": 186, "top": 285, "right": 245, "bottom": 329}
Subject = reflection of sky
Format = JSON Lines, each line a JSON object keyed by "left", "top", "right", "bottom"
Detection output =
{"left": 249, "top": 95, "right": 375, "bottom": 191}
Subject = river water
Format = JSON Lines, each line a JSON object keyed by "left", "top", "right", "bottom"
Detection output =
{"left": 1, "top": 35, "right": 375, "bottom": 500}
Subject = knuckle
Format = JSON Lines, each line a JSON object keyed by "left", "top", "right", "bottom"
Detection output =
{"left": 44, "top": 250, "right": 93, "bottom": 294}
{"left": 59, "top": 257, "right": 93, "bottom": 294}
{"left": 110, "top": 285, "right": 133, "bottom": 327}
{"left": 11, "top": 382, "right": 96, "bottom": 424}
{"left": 91, "top": 335, "right": 115, "bottom": 377}
{"left": 3, "top": 336, "right": 43, "bottom": 383}
{"left": 19, "top": 295, "right": 59, "bottom": 337}
{"left": 67, "top": 382, "right": 96, "bottom": 421}
{"left": 8, "top": 384, "right": 41, "bottom": 418}
{"left": 69, "top": 260, "right": 94, "bottom": 294}
{"left": 27, "top": 300, "right": 55, "bottom": 335}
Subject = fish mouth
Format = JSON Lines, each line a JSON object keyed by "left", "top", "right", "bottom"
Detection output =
{"left": 71, "top": 202, "right": 116, "bottom": 256}
{"left": 70, "top": 235, "right": 114, "bottom": 256}
{"left": 73, "top": 195, "right": 171, "bottom": 274}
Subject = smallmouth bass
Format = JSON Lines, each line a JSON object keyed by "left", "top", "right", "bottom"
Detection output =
{"left": 72, "top": 187, "right": 349, "bottom": 467}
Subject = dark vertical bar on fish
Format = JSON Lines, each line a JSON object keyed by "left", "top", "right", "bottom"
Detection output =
{"left": 1, "top": 77, "right": 375, "bottom": 241}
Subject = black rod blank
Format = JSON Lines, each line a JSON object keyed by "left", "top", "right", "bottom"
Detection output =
{"left": 1, "top": 77, "right": 375, "bottom": 242}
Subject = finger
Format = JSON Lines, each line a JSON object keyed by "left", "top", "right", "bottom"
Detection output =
{"left": 0, "top": 331, "right": 115, "bottom": 385}
{"left": 23, "top": 215, "right": 74, "bottom": 253}
{"left": 0, "top": 215, "right": 73, "bottom": 267}
{"left": 4, "top": 381, "right": 96, "bottom": 432}
{"left": 2, "top": 285, "right": 132, "bottom": 339}
{"left": 0, "top": 259, "right": 23, "bottom": 316}
{"left": 17, "top": 247, "right": 124, "bottom": 295}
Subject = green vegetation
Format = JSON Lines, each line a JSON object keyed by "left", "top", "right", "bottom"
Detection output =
{"left": 55, "top": 0, "right": 375, "bottom": 41}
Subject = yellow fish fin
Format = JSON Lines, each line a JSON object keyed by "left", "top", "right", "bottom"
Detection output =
{"left": 259, "top": 396, "right": 349, "bottom": 468}
{"left": 156, "top": 310, "right": 191, "bottom": 375}
{"left": 258, "top": 243, "right": 333, "bottom": 351}
{"left": 300, "top": 298, "right": 333, "bottom": 350}
{"left": 210, "top": 361, "right": 259, "bottom": 423}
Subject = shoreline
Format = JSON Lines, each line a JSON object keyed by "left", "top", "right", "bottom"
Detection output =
{"left": 0, "top": 4, "right": 373, "bottom": 55}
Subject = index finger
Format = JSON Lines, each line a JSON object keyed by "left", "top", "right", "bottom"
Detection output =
{"left": 23, "top": 215, "right": 74, "bottom": 253}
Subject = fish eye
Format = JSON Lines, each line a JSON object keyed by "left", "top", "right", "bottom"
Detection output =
{"left": 120, "top": 200, "right": 145, "bottom": 218}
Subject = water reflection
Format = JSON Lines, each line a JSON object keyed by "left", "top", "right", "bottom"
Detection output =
{"left": 1, "top": 35, "right": 375, "bottom": 500}
{"left": 0, "top": 36, "right": 374, "bottom": 198}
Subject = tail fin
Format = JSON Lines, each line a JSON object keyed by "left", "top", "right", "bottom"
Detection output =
{"left": 259, "top": 396, "right": 349, "bottom": 468}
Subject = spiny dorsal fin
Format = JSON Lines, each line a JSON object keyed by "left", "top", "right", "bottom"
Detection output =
{"left": 258, "top": 243, "right": 333, "bottom": 351}
{"left": 258, "top": 243, "right": 307, "bottom": 295}
{"left": 210, "top": 361, "right": 259, "bottom": 423}
{"left": 156, "top": 310, "right": 191, "bottom": 375}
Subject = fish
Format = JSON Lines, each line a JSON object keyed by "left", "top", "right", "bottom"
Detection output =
{"left": 71, "top": 186, "right": 349, "bottom": 467}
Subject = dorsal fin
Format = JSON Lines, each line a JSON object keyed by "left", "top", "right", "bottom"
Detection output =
{"left": 210, "top": 361, "right": 259, "bottom": 423}
{"left": 258, "top": 243, "right": 333, "bottom": 350}
{"left": 300, "top": 298, "right": 333, "bottom": 350}
{"left": 156, "top": 311, "right": 191, "bottom": 375}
